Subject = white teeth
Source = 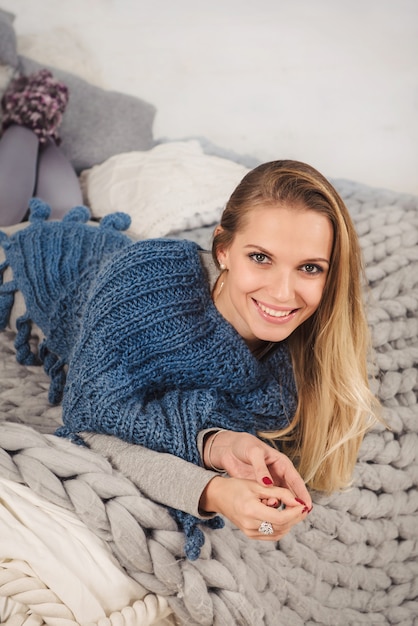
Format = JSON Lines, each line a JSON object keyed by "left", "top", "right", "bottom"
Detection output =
{"left": 258, "top": 302, "right": 292, "bottom": 318}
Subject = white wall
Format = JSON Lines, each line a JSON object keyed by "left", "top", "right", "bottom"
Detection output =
{"left": 2, "top": 0, "right": 418, "bottom": 195}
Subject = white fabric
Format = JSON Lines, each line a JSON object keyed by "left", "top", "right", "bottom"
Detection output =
{"left": 80, "top": 140, "right": 249, "bottom": 238}
{"left": 17, "top": 30, "right": 105, "bottom": 87}
{"left": 0, "top": 479, "right": 173, "bottom": 625}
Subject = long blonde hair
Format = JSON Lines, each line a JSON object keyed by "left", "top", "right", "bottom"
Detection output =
{"left": 212, "top": 160, "right": 380, "bottom": 492}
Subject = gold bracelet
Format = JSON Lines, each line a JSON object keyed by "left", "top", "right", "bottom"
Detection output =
{"left": 206, "top": 429, "right": 227, "bottom": 472}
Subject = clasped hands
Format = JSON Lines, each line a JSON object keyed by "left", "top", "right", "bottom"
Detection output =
{"left": 200, "top": 430, "right": 312, "bottom": 541}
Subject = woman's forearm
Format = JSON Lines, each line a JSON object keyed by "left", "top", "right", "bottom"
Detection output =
{"left": 81, "top": 432, "right": 311, "bottom": 545}
{"left": 80, "top": 432, "right": 218, "bottom": 519}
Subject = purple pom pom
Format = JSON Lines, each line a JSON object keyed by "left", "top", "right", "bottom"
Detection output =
{"left": 1, "top": 69, "right": 69, "bottom": 144}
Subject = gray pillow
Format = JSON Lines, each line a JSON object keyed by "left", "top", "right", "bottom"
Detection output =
{"left": 0, "top": 8, "right": 18, "bottom": 68}
{"left": 19, "top": 56, "right": 156, "bottom": 173}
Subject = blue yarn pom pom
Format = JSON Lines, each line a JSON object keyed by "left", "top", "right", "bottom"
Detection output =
{"left": 28, "top": 198, "right": 51, "bottom": 222}
{"left": 101, "top": 212, "right": 131, "bottom": 231}
{"left": 184, "top": 526, "right": 206, "bottom": 561}
{"left": 63, "top": 206, "right": 90, "bottom": 223}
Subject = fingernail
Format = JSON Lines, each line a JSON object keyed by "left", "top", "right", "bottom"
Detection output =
{"left": 268, "top": 500, "right": 279, "bottom": 508}
{"left": 295, "top": 497, "right": 306, "bottom": 506}
{"left": 262, "top": 476, "right": 273, "bottom": 485}
{"left": 302, "top": 506, "right": 309, "bottom": 514}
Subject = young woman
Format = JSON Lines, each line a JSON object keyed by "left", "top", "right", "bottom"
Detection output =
{"left": 0, "top": 160, "right": 380, "bottom": 559}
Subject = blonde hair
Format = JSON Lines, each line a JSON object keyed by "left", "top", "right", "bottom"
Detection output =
{"left": 212, "top": 160, "right": 380, "bottom": 493}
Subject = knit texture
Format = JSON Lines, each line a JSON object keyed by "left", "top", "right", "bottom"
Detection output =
{"left": 1, "top": 69, "right": 69, "bottom": 143}
{"left": 0, "top": 201, "right": 297, "bottom": 559}
{"left": 0, "top": 199, "right": 132, "bottom": 403}
{"left": 0, "top": 159, "right": 416, "bottom": 625}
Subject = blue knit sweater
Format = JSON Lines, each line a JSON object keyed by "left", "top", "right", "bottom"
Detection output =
{"left": 0, "top": 200, "right": 297, "bottom": 560}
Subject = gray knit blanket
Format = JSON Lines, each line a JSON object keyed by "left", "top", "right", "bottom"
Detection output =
{"left": 0, "top": 178, "right": 417, "bottom": 625}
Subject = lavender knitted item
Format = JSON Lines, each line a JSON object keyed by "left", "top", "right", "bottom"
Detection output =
{"left": 1, "top": 69, "right": 68, "bottom": 143}
{"left": 0, "top": 201, "right": 297, "bottom": 559}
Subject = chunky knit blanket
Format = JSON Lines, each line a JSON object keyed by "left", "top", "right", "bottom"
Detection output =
{"left": 0, "top": 177, "right": 417, "bottom": 625}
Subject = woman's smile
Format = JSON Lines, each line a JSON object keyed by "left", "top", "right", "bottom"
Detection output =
{"left": 214, "top": 202, "right": 334, "bottom": 346}
{"left": 253, "top": 298, "right": 298, "bottom": 322}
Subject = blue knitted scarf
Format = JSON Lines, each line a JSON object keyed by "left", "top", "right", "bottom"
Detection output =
{"left": 0, "top": 200, "right": 297, "bottom": 560}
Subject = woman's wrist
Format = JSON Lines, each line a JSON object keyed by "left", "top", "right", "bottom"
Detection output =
{"left": 203, "top": 429, "right": 227, "bottom": 471}
{"left": 198, "top": 475, "right": 225, "bottom": 514}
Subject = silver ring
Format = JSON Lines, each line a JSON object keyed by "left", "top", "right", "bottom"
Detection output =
{"left": 258, "top": 521, "right": 274, "bottom": 535}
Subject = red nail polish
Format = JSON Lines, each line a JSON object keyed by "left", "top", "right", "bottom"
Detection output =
{"left": 302, "top": 506, "right": 309, "bottom": 514}
{"left": 295, "top": 497, "right": 306, "bottom": 506}
{"left": 262, "top": 476, "right": 273, "bottom": 485}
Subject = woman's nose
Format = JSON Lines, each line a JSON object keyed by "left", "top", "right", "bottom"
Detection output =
{"left": 270, "top": 269, "right": 294, "bottom": 301}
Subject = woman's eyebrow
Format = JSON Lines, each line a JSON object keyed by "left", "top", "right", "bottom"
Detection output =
{"left": 244, "top": 244, "right": 272, "bottom": 255}
{"left": 300, "top": 257, "right": 330, "bottom": 266}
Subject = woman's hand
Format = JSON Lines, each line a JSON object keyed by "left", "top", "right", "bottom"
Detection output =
{"left": 203, "top": 430, "right": 312, "bottom": 512}
{"left": 199, "top": 475, "right": 309, "bottom": 541}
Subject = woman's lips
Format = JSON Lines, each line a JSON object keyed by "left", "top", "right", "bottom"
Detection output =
{"left": 253, "top": 299, "right": 298, "bottom": 322}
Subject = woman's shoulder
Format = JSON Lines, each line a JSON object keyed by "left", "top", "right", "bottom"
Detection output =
{"left": 94, "top": 237, "right": 207, "bottom": 283}
{"left": 87, "top": 237, "right": 211, "bottom": 311}
{"left": 111, "top": 236, "right": 203, "bottom": 267}
{"left": 132, "top": 236, "right": 203, "bottom": 253}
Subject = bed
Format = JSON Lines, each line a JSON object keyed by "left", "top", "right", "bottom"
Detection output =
{"left": 0, "top": 8, "right": 417, "bottom": 626}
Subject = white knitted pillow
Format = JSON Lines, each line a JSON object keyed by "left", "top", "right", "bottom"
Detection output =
{"left": 80, "top": 141, "right": 249, "bottom": 239}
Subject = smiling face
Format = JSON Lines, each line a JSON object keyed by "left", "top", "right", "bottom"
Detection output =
{"left": 214, "top": 202, "right": 334, "bottom": 347}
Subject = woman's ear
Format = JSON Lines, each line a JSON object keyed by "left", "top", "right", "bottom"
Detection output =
{"left": 217, "top": 249, "right": 229, "bottom": 270}
{"left": 213, "top": 225, "right": 223, "bottom": 238}
{"left": 213, "top": 225, "right": 229, "bottom": 269}
{"left": 213, "top": 225, "right": 223, "bottom": 262}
